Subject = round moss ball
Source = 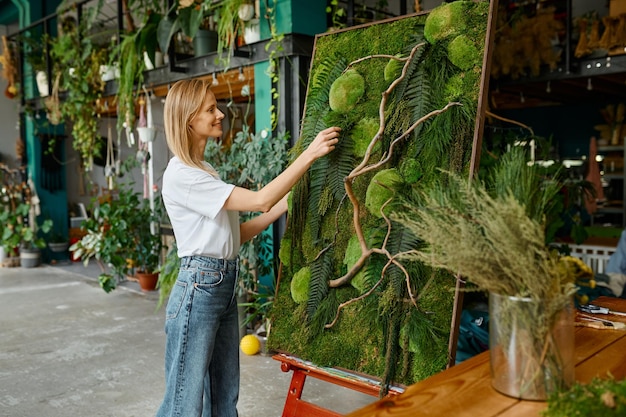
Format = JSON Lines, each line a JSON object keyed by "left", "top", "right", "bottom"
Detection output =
{"left": 329, "top": 69, "right": 365, "bottom": 114}
{"left": 290, "top": 266, "right": 311, "bottom": 304}
{"left": 343, "top": 234, "right": 372, "bottom": 294}
{"left": 365, "top": 168, "right": 403, "bottom": 218}
{"left": 424, "top": 1, "right": 468, "bottom": 43}
{"left": 399, "top": 158, "right": 423, "bottom": 184}
{"left": 343, "top": 234, "right": 362, "bottom": 268}
{"left": 351, "top": 117, "right": 380, "bottom": 157}
{"left": 447, "top": 35, "right": 479, "bottom": 70}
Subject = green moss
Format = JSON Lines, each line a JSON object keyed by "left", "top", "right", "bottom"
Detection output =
{"left": 384, "top": 54, "right": 404, "bottom": 82}
{"left": 443, "top": 70, "right": 481, "bottom": 103}
{"left": 287, "top": 191, "right": 293, "bottom": 217}
{"left": 279, "top": 237, "right": 291, "bottom": 267}
{"left": 399, "top": 158, "right": 423, "bottom": 184}
{"left": 424, "top": 1, "right": 469, "bottom": 43}
{"left": 329, "top": 69, "right": 365, "bottom": 113}
{"left": 447, "top": 35, "right": 480, "bottom": 70}
{"left": 365, "top": 168, "right": 404, "bottom": 218}
{"left": 543, "top": 377, "right": 626, "bottom": 417}
{"left": 351, "top": 117, "right": 380, "bottom": 157}
{"left": 291, "top": 267, "right": 311, "bottom": 304}
{"left": 342, "top": 234, "right": 369, "bottom": 293}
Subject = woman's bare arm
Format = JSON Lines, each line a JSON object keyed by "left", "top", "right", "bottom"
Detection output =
{"left": 223, "top": 127, "right": 340, "bottom": 213}
{"left": 239, "top": 194, "right": 288, "bottom": 244}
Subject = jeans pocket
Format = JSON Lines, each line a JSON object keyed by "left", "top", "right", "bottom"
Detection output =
{"left": 195, "top": 267, "right": 225, "bottom": 289}
{"left": 165, "top": 280, "right": 187, "bottom": 320}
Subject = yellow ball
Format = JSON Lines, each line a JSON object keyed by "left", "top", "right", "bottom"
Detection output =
{"left": 240, "top": 334, "right": 261, "bottom": 355}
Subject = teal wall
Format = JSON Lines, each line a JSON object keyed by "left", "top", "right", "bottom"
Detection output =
{"left": 255, "top": 0, "right": 326, "bottom": 135}
{"left": 20, "top": 1, "right": 68, "bottom": 255}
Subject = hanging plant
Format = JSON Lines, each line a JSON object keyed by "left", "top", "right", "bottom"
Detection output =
{"left": 49, "top": 4, "right": 109, "bottom": 171}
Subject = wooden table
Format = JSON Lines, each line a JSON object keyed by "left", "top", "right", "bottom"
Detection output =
{"left": 346, "top": 296, "right": 626, "bottom": 417}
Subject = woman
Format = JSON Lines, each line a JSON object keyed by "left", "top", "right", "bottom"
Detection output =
{"left": 156, "top": 78, "right": 340, "bottom": 417}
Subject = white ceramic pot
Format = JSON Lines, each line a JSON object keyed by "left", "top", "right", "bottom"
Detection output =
{"left": 99, "top": 65, "right": 118, "bottom": 82}
{"left": 137, "top": 127, "right": 157, "bottom": 143}
{"left": 36, "top": 71, "right": 49, "bottom": 97}
{"left": 244, "top": 19, "right": 260, "bottom": 45}
{"left": 238, "top": 3, "right": 255, "bottom": 21}
{"left": 143, "top": 51, "right": 164, "bottom": 70}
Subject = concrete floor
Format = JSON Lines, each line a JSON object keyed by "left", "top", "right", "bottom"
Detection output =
{"left": 0, "top": 261, "right": 374, "bottom": 417}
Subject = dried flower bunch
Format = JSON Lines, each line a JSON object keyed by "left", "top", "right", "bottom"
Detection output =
{"left": 397, "top": 147, "right": 578, "bottom": 313}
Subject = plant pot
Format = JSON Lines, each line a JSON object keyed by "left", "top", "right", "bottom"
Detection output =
{"left": 36, "top": 71, "right": 49, "bottom": 97}
{"left": 489, "top": 293, "right": 574, "bottom": 400}
{"left": 238, "top": 3, "right": 255, "bottom": 21}
{"left": 99, "top": 64, "right": 119, "bottom": 82}
{"left": 243, "top": 19, "right": 260, "bottom": 45}
{"left": 48, "top": 241, "right": 69, "bottom": 253}
{"left": 143, "top": 51, "right": 163, "bottom": 70}
{"left": 20, "top": 247, "right": 41, "bottom": 268}
{"left": 193, "top": 29, "right": 218, "bottom": 57}
{"left": 136, "top": 127, "right": 157, "bottom": 143}
{"left": 136, "top": 271, "right": 159, "bottom": 291}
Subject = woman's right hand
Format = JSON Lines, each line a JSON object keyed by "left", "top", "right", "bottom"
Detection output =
{"left": 305, "top": 127, "right": 341, "bottom": 160}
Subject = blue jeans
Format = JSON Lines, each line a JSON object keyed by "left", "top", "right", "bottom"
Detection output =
{"left": 156, "top": 255, "right": 240, "bottom": 417}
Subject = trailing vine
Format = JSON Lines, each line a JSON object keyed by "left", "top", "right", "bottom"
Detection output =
{"left": 50, "top": 3, "right": 110, "bottom": 171}
{"left": 263, "top": 0, "right": 284, "bottom": 131}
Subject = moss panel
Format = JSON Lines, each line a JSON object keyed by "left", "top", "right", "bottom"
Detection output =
{"left": 270, "top": 1, "right": 492, "bottom": 387}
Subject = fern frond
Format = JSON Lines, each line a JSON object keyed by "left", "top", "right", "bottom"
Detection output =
{"left": 307, "top": 250, "right": 332, "bottom": 320}
{"left": 327, "top": 134, "right": 356, "bottom": 200}
{"left": 308, "top": 157, "right": 330, "bottom": 241}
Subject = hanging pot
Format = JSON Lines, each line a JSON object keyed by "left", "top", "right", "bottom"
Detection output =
{"left": 238, "top": 3, "right": 255, "bottom": 21}
{"left": 36, "top": 71, "right": 49, "bottom": 97}
{"left": 137, "top": 127, "right": 157, "bottom": 143}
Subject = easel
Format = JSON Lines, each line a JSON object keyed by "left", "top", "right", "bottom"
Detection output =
{"left": 273, "top": 354, "right": 404, "bottom": 417}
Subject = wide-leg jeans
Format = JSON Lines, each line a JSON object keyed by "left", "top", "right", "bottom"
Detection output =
{"left": 156, "top": 255, "right": 240, "bottom": 417}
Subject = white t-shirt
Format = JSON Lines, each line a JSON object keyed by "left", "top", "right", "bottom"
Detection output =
{"left": 162, "top": 156, "right": 240, "bottom": 259}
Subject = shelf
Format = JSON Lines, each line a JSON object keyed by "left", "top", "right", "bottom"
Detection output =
{"left": 597, "top": 206, "right": 624, "bottom": 214}
{"left": 491, "top": 53, "right": 626, "bottom": 110}
{"left": 603, "top": 173, "right": 624, "bottom": 180}
{"left": 598, "top": 145, "right": 625, "bottom": 152}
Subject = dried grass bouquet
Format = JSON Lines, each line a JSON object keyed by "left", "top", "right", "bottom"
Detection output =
{"left": 396, "top": 147, "right": 581, "bottom": 398}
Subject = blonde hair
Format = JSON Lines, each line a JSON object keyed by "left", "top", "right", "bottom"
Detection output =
{"left": 163, "top": 79, "right": 217, "bottom": 175}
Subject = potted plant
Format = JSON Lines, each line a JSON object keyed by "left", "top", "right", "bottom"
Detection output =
{"left": 70, "top": 181, "right": 163, "bottom": 292}
{"left": 193, "top": 13, "right": 218, "bottom": 56}
{"left": 157, "top": 0, "right": 216, "bottom": 57}
{"left": 131, "top": 197, "right": 164, "bottom": 291}
{"left": 16, "top": 31, "right": 51, "bottom": 98}
{"left": 157, "top": 0, "right": 253, "bottom": 67}
{"left": 47, "top": 232, "right": 69, "bottom": 253}
{"left": 1, "top": 202, "right": 53, "bottom": 268}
